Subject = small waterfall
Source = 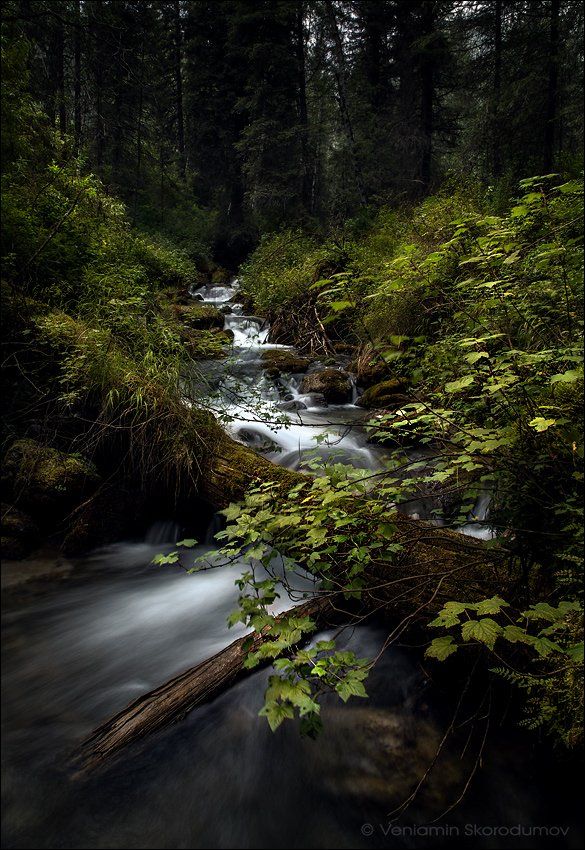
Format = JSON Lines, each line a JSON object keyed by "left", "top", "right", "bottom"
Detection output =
{"left": 144, "top": 520, "right": 181, "bottom": 545}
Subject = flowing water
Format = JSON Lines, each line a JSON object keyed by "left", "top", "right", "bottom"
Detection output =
{"left": 1, "top": 280, "right": 580, "bottom": 849}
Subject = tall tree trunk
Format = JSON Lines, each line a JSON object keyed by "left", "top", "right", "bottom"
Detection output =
{"left": 133, "top": 40, "right": 146, "bottom": 223}
{"left": 173, "top": 0, "right": 186, "bottom": 178}
{"left": 295, "top": 4, "right": 311, "bottom": 211}
{"left": 543, "top": 0, "right": 560, "bottom": 172}
{"left": 492, "top": 0, "right": 503, "bottom": 178}
{"left": 73, "top": 0, "right": 82, "bottom": 152}
{"left": 323, "top": 0, "right": 367, "bottom": 206}
{"left": 419, "top": 1, "right": 435, "bottom": 192}
{"left": 94, "top": 0, "right": 105, "bottom": 174}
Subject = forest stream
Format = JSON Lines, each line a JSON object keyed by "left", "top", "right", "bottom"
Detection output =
{"left": 1, "top": 280, "right": 581, "bottom": 849}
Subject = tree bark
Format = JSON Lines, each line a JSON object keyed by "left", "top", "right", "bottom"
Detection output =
{"left": 173, "top": 0, "right": 186, "bottom": 178}
{"left": 323, "top": 0, "right": 367, "bottom": 206}
{"left": 74, "top": 0, "right": 82, "bottom": 152}
{"left": 543, "top": 0, "right": 560, "bottom": 172}
{"left": 492, "top": 0, "right": 503, "bottom": 178}
{"left": 73, "top": 595, "right": 339, "bottom": 775}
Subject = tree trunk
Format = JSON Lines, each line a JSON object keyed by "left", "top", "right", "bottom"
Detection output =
{"left": 492, "top": 0, "right": 503, "bottom": 178}
{"left": 295, "top": 4, "right": 311, "bottom": 211}
{"left": 323, "top": 0, "right": 367, "bottom": 206}
{"left": 73, "top": 595, "right": 338, "bottom": 775}
{"left": 173, "top": 0, "right": 186, "bottom": 178}
{"left": 419, "top": 1, "right": 435, "bottom": 192}
{"left": 543, "top": 0, "right": 560, "bottom": 172}
{"left": 74, "top": 0, "right": 82, "bottom": 152}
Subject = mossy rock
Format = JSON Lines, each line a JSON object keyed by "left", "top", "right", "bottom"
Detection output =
{"left": 1, "top": 535, "right": 30, "bottom": 560}
{"left": 351, "top": 361, "right": 391, "bottom": 389}
{"left": 261, "top": 350, "right": 312, "bottom": 377}
{"left": 210, "top": 266, "right": 232, "bottom": 285}
{"left": 1, "top": 504, "right": 39, "bottom": 560}
{"left": 357, "top": 379, "right": 408, "bottom": 410}
{"left": 300, "top": 368, "right": 353, "bottom": 404}
{"left": 2, "top": 439, "right": 101, "bottom": 518}
{"left": 173, "top": 304, "right": 224, "bottom": 330}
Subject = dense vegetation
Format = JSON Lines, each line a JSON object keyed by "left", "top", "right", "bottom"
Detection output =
{"left": 1, "top": 0, "right": 583, "bottom": 771}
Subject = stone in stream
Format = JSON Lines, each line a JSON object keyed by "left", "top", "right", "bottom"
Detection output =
{"left": 172, "top": 303, "right": 224, "bottom": 330}
{"left": 356, "top": 379, "right": 409, "bottom": 410}
{"left": 261, "top": 349, "right": 313, "bottom": 377}
{"left": 300, "top": 368, "right": 353, "bottom": 404}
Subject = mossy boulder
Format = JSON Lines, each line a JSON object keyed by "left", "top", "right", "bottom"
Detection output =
{"left": 2, "top": 439, "right": 101, "bottom": 518}
{"left": 357, "top": 379, "right": 409, "bottom": 410}
{"left": 352, "top": 361, "right": 391, "bottom": 389}
{"left": 300, "top": 368, "right": 353, "bottom": 404}
{"left": 173, "top": 304, "right": 224, "bottom": 331}
{"left": 261, "top": 350, "right": 312, "bottom": 377}
{"left": 1, "top": 504, "right": 39, "bottom": 560}
{"left": 211, "top": 266, "right": 232, "bottom": 285}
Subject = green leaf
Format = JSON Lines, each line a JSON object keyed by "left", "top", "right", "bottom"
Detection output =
{"left": 475, "top": 596, "right": 509, "bottom": 615}
{"left": 466, "top": 351, "right": 489, "bottom": 365}
{"left": 425, "top": 635, "right": 459, "bottom": 661}
{"left": 550, "top": 369, "right": 583, "bottom": 384}
{"left": 529, "top": 417, "right": 557, "bottom": 432}
{"left": 461, "top": 617, "right": 502, "bottom": 650}
{"left": 176, "top": 538, "right": 198, "bottom": 547}
{"left": 445, "top": 375, "right": 475, "bottom": 393}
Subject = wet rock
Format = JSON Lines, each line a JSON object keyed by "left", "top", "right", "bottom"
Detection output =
{"left": 2, "top": 439, "right": 100, "bottom": 519}
{"left": 219, "top": 304, "right": 233, "bottom": 315}
{"left": 261, "top": 350, "right": 312, "bottom": 377}
{"left": 352, "top": 360, "right": 391, "bottom": 389}
{"left": 173, "top": 304, "right": 224, "bottom": 330}
{"left": 1, "top": 505, "right": 39, "bottom": 559}
{"left": 300, "top": 368, "right": 353, "bottom": 404}
{"left": 277, "top": 400, "right": 308, "bottom": 412}
{"left": 357, "top": 379, "right": 409, "bottom": 409}
{"left": 210, "top": 266, "right": 232, "bottom": 285}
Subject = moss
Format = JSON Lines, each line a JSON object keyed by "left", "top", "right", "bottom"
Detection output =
{"left": 300, "top": 369, "right": 353, "bottom": 404}
{"left": 2, "top": 439, "right": 100, "bottom": 517}
{"left": 357, "top": 379, "right": 409, "bottom": 410}
{"left": 0, "top": 504, "right": 39, "bottom": 559}
{"left": 261, "top": 349, "right": 312, "bottom": 377}
{"left": 173, "top": 303, "right": 224, "bottom": 330}
{"left": 210, "top": 266, "right": 232, "bottom": 285}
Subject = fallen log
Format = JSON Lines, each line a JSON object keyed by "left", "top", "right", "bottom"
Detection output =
{"left": 73, "top": 594, "right": 343, "bottom": 776}
{"left": 74, "top": 427, "right": 516, "bottom": 775}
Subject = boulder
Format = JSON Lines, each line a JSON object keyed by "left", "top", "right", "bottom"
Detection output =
{"left": 357, "top": 379, "right": 409, "bottom": 410}
{"left": 352, "top": 361, "right": 391, "bottom": 389}
{"left": 300, "top": 368, "right": 353, "bottom": 404}
{"left": 2, "top": 439, "right": 101, "bottom": 519}
{"left": 173, "top": 304, "right": 224, "bottom": 330}
{"left": 1, "top": 503, "right": 39, "bottom": 560}
{"left": 261, "top": 350, "right": 312, "bottom": 377}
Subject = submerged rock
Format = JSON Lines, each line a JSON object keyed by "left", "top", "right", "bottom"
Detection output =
{"left": 2, "top": 439, "right": 100, "bottom": 519}
{"left": 300, "top": 368, "right": 353, "bottom": 404}
{"left": 261, "top": 349, "right": 312, "bottom": 377}
{"left": 357, "top": 379, "right": 409, "bottom": 410}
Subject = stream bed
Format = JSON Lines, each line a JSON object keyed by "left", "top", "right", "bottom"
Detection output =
{"left": 1, "top": 280, "right": 581, "bottom": 849}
